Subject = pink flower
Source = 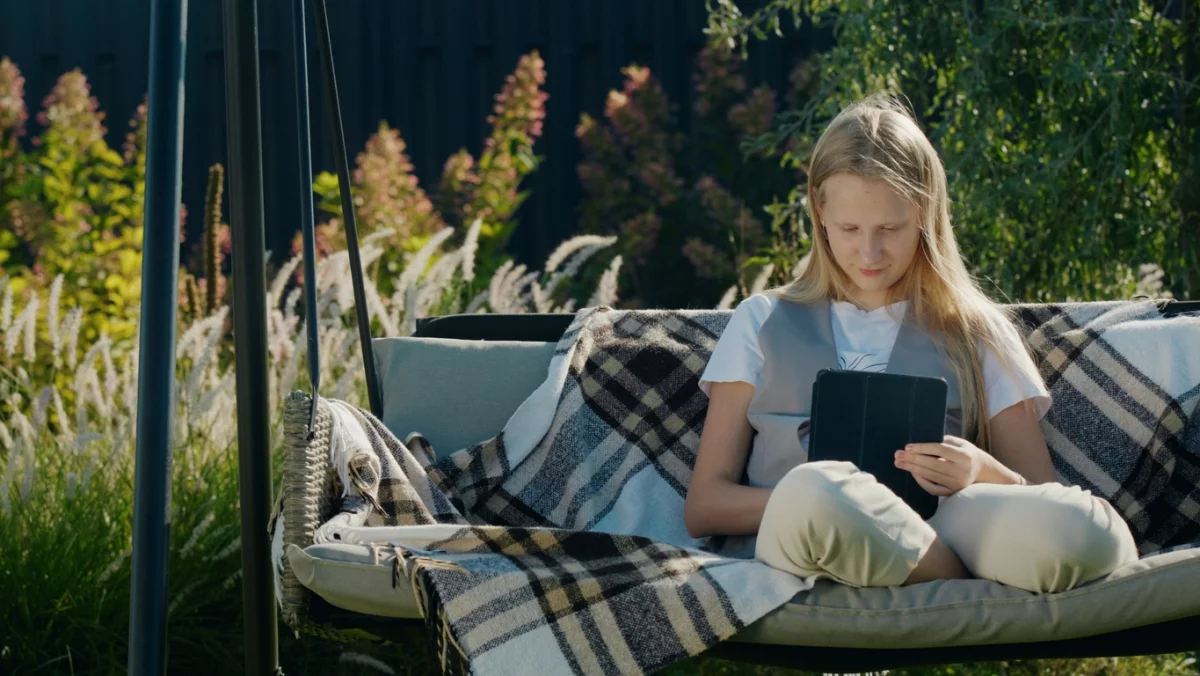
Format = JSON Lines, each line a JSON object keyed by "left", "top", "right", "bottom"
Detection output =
{"left": 682, "top": 238, "right": 731, "bottom": 279}
{"left": 485, "top": 51, "right": 548, "bottom": 148}
{"left": 618, "top": 212, "right": 663, "bottom": 264}
{"left": 353, "top": 122, "right": 441, "bottom": 238}
{"left": 123, "top": 95, "right": 148, "bottom": 164}
{"left": 693, "top": 44, "right": 745, "bottom": 120}
{"left": 729, "top": 86, "right": 776, "bottom": 141}
{"left": 606, "top": 66, "right": 674, "bottom": 154}
{"left": 432, "top": 50, "right": 549, "bottom": 230}
{"left": 37, "top": 69, "right": 107, "bottom": 149}
{"left": 787, "top": 58, "right": 818, "bottom": 108}
{"left": 436, "top": 148, "right": 482, "bottom": 221}
{"left": 635, "top": 159, "right": 684, "bottom": 207}
{"left": 0, "top": 57, "right": 28, "bottom": 144}
{"left": 695, "top": 175, "right": 765, "bottom": 249}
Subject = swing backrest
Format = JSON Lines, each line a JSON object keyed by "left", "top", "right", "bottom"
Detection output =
{"left": 373, "top": 300, "right": 1198, "bottom": 466}
{"left": 372, "top": 314, "right": 572, "bottom": 457}
{"left": 372, "top": 335, "right": 559, "bottom": 454}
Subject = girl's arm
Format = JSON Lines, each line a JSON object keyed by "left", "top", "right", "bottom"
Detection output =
{"left": 683, "top": 380, "right": 774, "bottom": 538}
{"left": 982, "top": 400, "right": 1060, "bottom": 485}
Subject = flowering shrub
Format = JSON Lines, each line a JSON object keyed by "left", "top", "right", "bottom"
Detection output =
{"left": 0, "top": 57, "right": 26, "bottom": 200}
{"left": 0, "top": 50, "right": 598, "bottom": 385}
{"left": 307, "top": 51, "right": 550, "bottom": 300}
{"left": 575, "top": 45, "right": 814, "bottom": 309}
{"left": 0, "top": 60, "right": 150, "bottom": 346}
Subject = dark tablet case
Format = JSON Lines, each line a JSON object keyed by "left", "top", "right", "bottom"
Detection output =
{"left": 807, "top": 369, "right": 947, "bottom": 520}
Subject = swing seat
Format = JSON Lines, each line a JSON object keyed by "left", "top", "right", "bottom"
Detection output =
{"left": 273, "top": 301, "right": 1200, "bottom": 673}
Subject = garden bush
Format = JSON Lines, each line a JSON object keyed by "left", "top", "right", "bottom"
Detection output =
{"left": 304, "top": 50, "right": 552, "bottom": 303}
{"left": 0, "top": 60, "right": 151, "bottom": 347}
{"left": 706, "top": 0, "right": 1200, "bottom": 303}
{"left": 575, "top": 43, "right": 813, "bottom": 310}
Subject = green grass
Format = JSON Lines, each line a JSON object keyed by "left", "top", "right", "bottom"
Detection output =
{"left": 1, "top": 419, "right": 1196, "bottom": 675}
{"left": 1, "top": 431, "right": 1196, "bottom": 676}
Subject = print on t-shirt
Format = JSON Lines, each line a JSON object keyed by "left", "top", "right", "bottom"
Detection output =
{"left": 839, "top": 352, "right": 888, "bottom": 372}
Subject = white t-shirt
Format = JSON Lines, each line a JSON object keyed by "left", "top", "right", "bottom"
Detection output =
{"left": 699, "top": 294, "right": 1051, "bottom": 422}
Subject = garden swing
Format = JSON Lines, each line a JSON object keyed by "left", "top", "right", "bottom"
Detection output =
{"left": 266, "top": 0, "right": 1200, "bottom": 671}
{"left": 128, "top": 0, "right": 1200, "bottom": 674}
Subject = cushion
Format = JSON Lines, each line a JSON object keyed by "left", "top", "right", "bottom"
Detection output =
{"left": 287, "top": 542, "right": 1200, "bottom": 648}
{"left": 372, "top": 337, "right": 557, "bottom": 456}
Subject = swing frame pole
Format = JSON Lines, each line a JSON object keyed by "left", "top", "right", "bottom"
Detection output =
{"left": 222, "top": 0, "right": 281, "bottom": 673}
{"left": 127, "top": 0, "right": 187, "bottom": 673}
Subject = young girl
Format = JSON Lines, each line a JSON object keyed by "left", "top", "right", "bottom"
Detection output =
{"left": 683, "top": 93, "right": 1138, "bottom": 594}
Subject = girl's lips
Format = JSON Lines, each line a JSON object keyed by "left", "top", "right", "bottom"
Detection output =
{"left": 860, "top": 267, "right": 885, "bottom": 277}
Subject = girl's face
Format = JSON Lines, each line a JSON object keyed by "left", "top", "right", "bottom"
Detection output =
{"left": 818, "top": 173, "right": 921, "bottom": 310}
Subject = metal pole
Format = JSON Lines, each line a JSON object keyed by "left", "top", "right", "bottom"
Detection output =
{"left": 221, "top": 0, "right": 280, "bottom": 673}
{"left": 312, "top": 0, "right": 383, "bottom": 418}
{"left": 293, "top": 0, "right": 321, "bottom": 433}
{"left": 127, "top": 0, "right": 187, "bottom": 673}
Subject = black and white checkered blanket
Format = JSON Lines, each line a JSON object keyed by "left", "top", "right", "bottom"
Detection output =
{"left": 315, "top": 300, "right": 1200, "bottom": 675}
{"left": 1009, "top": 301, "right": 1200, "bottom": 553}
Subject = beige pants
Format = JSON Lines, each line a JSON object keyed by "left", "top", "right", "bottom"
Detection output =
{"left": 755, "top": 460, "right": 1139, "bottom": 593}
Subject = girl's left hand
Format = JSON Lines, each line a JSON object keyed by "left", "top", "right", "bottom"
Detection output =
{"left": 894, "top": 436, "right": 990, "bottom": 497}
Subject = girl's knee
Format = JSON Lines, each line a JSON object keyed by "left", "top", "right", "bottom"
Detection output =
{"left": 758, "top": 461, "right": 934, "bottom": 587}
{"left": 940, "top": 482, "right": 1140, "bottom": 593}
{"left": 1039, "top": 493, "right": 1138, "bottom": 590}
{"left": 768, "top": 461, "right": 860, "bottom": 520}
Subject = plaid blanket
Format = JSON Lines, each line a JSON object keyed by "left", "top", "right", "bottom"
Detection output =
{"left": 315, "top": 307, "right": 811, "bottom": 675}
{"left": 1009, "top": 301, "right": 1200, "bottom": 554}
{"left": 314, "top": 300, "right": 1200, "bottom": 675}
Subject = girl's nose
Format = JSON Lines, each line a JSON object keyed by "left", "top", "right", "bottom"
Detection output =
{"left": 861, "top": 234, "right": 884, "bottom": 265}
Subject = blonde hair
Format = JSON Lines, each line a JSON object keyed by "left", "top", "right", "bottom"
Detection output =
{"left": 767, "top": 93, "right": 1042, "bottom": 452}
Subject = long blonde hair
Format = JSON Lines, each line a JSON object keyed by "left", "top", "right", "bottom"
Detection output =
{"left": 767, "top": 93, "right": 1042, "bottom": 452}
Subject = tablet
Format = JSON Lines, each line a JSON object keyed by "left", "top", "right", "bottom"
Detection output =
{"left": 807, "top": 369, "right": 947, "bottom": 520}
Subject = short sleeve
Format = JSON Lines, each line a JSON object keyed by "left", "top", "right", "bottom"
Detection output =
{"left": 981, "top": 318, "right": 1052, "bottom": 421}
{"left": 699, "top": 294, "right": 777, "bottom": 397}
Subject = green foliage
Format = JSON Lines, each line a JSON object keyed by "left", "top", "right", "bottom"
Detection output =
{"left": 706, "top": 0, "right": 1200, "bottom": 302}
{"left": 0, "top": 63, "right": 149, "bottom": 346}
{"left": 575, "top": 45, "right": 814, "bottom": 309}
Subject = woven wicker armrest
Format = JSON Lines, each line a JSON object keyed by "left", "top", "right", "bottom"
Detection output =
{"left": 274, "top": 391, "right": 341, "bottom": 633}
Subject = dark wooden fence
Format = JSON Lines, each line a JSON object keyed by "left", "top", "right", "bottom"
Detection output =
{"left": 0, "top": 0, "right": 818, "bottom": 266}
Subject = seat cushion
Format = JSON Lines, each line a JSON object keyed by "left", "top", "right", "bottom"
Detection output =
{"left": 287, "top": 542, "right": 1200, "bottom": 648}
{"left": 372, "top": 337, "right": 557, "bottom": 457}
